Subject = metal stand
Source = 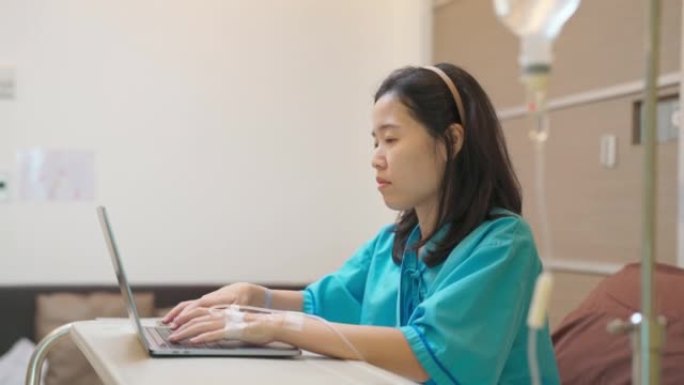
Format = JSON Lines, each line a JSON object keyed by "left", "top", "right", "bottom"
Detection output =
{"left": 608, "top": 313, "right": 666, "bottom": 385}
{"left": 639, "top": 0, "right": 663, "bottom": 383}
{"left": 25, "top": 323, "right": 74, "bottom": 385}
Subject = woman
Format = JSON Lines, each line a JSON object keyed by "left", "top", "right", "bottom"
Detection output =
{"left": 163, "top": 63, "right": 560, "bottom": 385}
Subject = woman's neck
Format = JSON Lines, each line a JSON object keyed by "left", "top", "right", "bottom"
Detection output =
{"left": 414, "top": 200, "right": 439, "bottom": 241}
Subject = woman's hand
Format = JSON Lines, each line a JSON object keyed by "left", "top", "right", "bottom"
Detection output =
{"left": 161, "top": 282, "right": 266, "bottom": 330}
{"left": 167, "top": 309, "right": 283, "bottom": 345}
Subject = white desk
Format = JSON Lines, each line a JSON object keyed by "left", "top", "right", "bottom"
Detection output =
{"left": 70, "top": 319, "right": 417, "bottom": 385}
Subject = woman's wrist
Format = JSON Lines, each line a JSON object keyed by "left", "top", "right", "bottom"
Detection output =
{"left": 243, "top": 283, "right": 266, "bottom": 308}
{"left": 266, "top": 312, "right": 287, "bottom": 341}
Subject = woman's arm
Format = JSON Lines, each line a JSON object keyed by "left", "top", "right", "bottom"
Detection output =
{"left": 169, "top": 309, "right": 428, "bottom": 382}
{"left": 269, "top": 289, "right": 304, "bottom": 311}
{"left": 276, "top": 317, "right": 429, "bottom": 383}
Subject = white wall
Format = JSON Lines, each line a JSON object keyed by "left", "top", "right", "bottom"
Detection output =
{"left": 0, "top": 0, "right": 432, "bottom": 285}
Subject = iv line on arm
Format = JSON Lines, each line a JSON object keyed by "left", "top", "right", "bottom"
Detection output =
{"left": 209, "top": 304, "right": 366, "bottom": 362}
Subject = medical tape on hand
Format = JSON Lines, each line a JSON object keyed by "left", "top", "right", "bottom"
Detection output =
{"left": 210, "top": 304, "right": 299, "bottom": 338}
{"left": 207, "top": 304, "right": 363, "bottom": 361}
{"left": 211, "top": 304, "right": 304, "bottom": 330}
{"left": 224, "top": 321, "right": 248, "bottom": 339}
{"left": 219, "top": 305, "right": 248, "bottom": 339}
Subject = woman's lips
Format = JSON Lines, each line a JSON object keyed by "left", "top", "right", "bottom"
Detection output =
{"left": 376, "top": 177, "right": 391, "bottom": 189}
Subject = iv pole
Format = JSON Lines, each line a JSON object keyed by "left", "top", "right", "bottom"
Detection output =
{"left": 639, "top": 0, "right": 664, "bottom": 383}
{"left": 609, "top": 1, "right": 664, "bottom": 384}
{"left": 493, "top": 0, "right": 665, "bottom": 383}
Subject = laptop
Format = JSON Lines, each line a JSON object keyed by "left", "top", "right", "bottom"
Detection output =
{"left": 96, "top": 206, "right": 301, "bottom": 357}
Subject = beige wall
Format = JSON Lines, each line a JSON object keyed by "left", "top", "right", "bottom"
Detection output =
{"left": 548, "top": 271, "right": 604, "bottom": 328}
{"left": 434, "top": 0, "right": 681, "bottom": 328}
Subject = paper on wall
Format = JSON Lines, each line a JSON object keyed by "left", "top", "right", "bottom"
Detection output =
{"left": 17, "top": 148, "right": 95, "bottom": 201}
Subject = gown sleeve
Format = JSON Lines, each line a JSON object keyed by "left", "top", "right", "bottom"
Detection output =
{"left": 302, "top": 227, "right": 388, "bottom": 324}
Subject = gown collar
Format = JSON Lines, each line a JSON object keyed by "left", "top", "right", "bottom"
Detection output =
{"left": 397, "top": 223, "right": 450, "bottom": 325}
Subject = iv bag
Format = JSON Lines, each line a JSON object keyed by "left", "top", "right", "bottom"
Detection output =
{"left": 493, "top": 0, "right": 581, "bottom": 70}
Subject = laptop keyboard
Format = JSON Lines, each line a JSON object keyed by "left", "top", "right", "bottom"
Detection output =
{"left": 151, "top": 327, "right": 180, "bottom": 347}
{"left": 144, "top": 327, "right": 177, "bottom": 348}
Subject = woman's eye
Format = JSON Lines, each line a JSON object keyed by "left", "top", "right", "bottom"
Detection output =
{"left": 373, "top": 138, "right": 396, "bottom": 148}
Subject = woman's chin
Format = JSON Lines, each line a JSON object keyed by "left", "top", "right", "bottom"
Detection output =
{"left": 382, "top": 198, "right": 409, "bottom": 212}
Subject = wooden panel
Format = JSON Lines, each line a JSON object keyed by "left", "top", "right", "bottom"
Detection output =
{"left": 434, "top": 1, "right": 681, "bottom": 331}
{"left": 435, "top": 1, "right": 681, "bottom": 265}
{"left": 434, "top": 0, "right": 681, "bottom": 109}
{"left": 548, "top": 271, "right": 604, "bottom": 330}
{"left": 434, "top": 0, "right": 519, "bottom": 108}
{"left": 504, "top": 87, "right": 679, "bottom": 265}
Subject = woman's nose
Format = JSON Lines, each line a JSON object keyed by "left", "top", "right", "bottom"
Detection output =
{"left": 371, "top": 148, "right": 386, "bottom": 170}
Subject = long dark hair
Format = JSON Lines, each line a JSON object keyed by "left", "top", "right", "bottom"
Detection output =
{"left": 374, "top": 63, "right": 522, "bottom": 267}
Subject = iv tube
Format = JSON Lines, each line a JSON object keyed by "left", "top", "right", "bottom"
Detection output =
{"left": 525, "top": 111, "right": 554, "bottom": 385}
{"left": 493, "top": 1, "right": 582, "bottom": 384}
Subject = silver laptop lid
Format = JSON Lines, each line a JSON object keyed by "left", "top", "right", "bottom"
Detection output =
{"left": 97, "top": 206, "right": 151, "bottom": 350}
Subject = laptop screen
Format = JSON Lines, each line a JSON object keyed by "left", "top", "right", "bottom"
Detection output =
{"left": 97, "top": 206, "right": 151, "bottom": 350}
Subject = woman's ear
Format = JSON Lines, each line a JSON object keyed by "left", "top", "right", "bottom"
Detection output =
{"left": 449, "top": 123, "right": 465, "bottom": 156}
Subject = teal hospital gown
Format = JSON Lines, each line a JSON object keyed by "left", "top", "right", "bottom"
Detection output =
{"left": 302, "top": 211, "right": 560, "bottom": 385}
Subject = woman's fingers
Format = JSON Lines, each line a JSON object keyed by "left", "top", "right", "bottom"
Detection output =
{"left": 168, "top": 317, "right": 224, "bottom": 342}
{"left": 182, "top": 312, "right": 214, "bottom": 329}
{"left": 161, "top": 284, "right": 251, "bottom": 327}
{"left": 189, "top": 329, "right": 227, "bottom": 344}
{"left": 161, "top": 300, "right": 194, "bottom": 325}
{"left": 170, "top": 301, "right": 207, "bottom": 329}
{"left": 171, "top": 306, "right": 211, "bottom": 330}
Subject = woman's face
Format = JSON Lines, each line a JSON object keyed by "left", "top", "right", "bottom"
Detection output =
{"left": 371, "top": 93, "right": 447, "bottom": 213}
